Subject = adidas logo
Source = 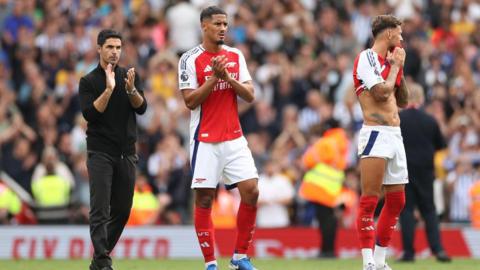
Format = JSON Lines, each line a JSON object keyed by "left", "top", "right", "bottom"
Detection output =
{"left": 200, "top": 241, "right": 210, "bottom": 248}
{"left": 361, "top": 225, "right": 375, "bottom": 231}
{"left": 204, "top": 65, "right": 212, "bottom": 72}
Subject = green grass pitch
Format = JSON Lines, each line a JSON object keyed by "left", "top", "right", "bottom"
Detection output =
{"left": 0, "top": 258, "right": 478, "bottom": 270}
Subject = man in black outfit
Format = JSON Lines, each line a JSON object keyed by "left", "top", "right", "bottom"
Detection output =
{"left": 79, "top": 29, "right": 147, "bottom": 270}
{"left": 399, "top": 83, "right": 451, "bottom": 263}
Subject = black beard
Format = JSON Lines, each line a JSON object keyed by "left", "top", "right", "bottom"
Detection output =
{"left": 216, "top": 40, "right": 225, "bottom": 45}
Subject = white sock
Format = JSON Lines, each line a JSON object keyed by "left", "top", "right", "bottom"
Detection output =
{"left": 233, "top": 253, "right": 247, "bottom": 260}
{"left": 361, "top": 248, "right": 374, "bottom": 266}
{"left": 374, "top": 245, "right": 387, "bottom": 267}
{"left": 205, "top": 260, "right": 217, "bottom": 268}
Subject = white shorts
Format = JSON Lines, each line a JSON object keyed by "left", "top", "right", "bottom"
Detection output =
{"left": 190, "top": 136, "right": 258, "bottom": 189}
{"left": 357, "top": 125, "right": 409, "bottom": 185}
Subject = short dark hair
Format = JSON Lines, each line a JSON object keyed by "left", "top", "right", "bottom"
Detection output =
{"left": 371, "top": 15, "right": 402, "bottom": 38}
{"left": 97, "top": 29, "right": 122, "bottom": 46}
{"left": 200, "top": 6, "right": 227, "bottom": 22}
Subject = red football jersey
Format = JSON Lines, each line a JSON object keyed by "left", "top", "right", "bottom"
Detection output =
{"left": 178, "top": 45, "right": 252, "bottom": 143}
{"left": 353, "top": 48, "right": 403, "bottom": 96}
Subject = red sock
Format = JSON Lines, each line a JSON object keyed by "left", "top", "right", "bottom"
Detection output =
{"left": 357, "top": 195, "right": 379, "bottom": 249}
{"left": 235, "top": 202, "right": 257, "bottom": 254}
{"left": 194, "top": 206, "right": 215, "bottom": 262}
{"left": 376, "top": 191, "right": 405, "bottom": 247}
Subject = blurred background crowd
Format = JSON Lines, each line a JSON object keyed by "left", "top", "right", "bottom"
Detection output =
{"left": 0, "top": 0, "right": 479, "bottom": 230}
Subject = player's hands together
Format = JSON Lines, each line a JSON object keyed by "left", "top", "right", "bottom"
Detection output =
{"left": 105, "top": 63, "right": 116, "bottom": 91}
{"left": 387, "top": 47, "right": 405, "bottom": 67}
{"left": 212, "top": 55, "right": 230, "bottom": 81}
{"left": 124, "top": 68, "right": 135, "bottom": 91}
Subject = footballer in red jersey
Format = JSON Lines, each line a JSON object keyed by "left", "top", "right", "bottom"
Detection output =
{"left": 352, "top": 15, "right": 409, "bottom": 270}
{"left": 178, "top": 6, "right": 258, "bottom": 270}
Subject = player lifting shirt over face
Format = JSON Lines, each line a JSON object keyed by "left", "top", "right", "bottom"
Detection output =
{"left": 178, "top": 6, "right": 259, "bottom": 270}
{"left": 352, "top": 14, "right": 409, "bottom": 270}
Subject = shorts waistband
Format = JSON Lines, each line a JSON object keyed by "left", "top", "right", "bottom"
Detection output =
{"left": 361, "top": 124, "right": 401, "bottom": 133}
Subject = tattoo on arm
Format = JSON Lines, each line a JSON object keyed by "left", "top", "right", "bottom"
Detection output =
{"left": 395, "top": 77, "right": 409, "bottom": 108}
{"left": 370, "top": 84, "right": 391, "bottom": 102}
{"left": 370, "top": 113, "right": 390, "bottom": 125}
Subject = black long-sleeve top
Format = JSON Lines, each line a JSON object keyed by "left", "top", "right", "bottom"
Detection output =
{"left": 79, "top": 63, "right": 147, "bottom": 157}
{"left": 400, "top": 107, "right": 446, "bottom": 170}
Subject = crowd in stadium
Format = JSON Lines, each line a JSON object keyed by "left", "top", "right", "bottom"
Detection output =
{"left": 0, "top": 0, "right": 479, "bottom": 227}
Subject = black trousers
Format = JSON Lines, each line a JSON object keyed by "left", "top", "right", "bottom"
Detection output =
{"left": 399, "top": 169, "right": 444, "bottom": 259}
{"left": 316, "top": 203, "right": 337, "bottom": 255}
{"left": 87, "top": 151, "right": 136, "bottom": 267}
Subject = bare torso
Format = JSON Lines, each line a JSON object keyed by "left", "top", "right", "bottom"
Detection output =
{"left": 358, "top": 89, "right": 400, "bottom": 126}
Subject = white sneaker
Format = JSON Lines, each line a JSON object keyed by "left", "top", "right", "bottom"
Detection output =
{"left": 363, "top": 263, "right": 376, "bottom": 270}
{"left": 376, "top": 263, "right": 392, "bottom": 270}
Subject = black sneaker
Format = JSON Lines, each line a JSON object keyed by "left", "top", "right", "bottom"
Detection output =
{"left": 435, "top": 251, "right": 452, "bottom": 263}
{"left": 397, "top": 255, "right": 414, "bottom": 262}
{"left": 317, "top": 251, "right": 336, "bottom": 258}
{"left": 89, "top": 261, "right": 114, "bottom": 270}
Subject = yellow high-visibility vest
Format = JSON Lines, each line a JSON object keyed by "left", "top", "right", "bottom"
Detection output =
{"left": 0, "top": 183, "right": 21, "bottom": 215}
{"left": 127, "top": 190, "right": 159, "bottom": 226}
{"left": 31, "top": 175, "right": 70, "bottom": 207}
{"left": 299, "top": 163, "right": 345, "bottom": 207}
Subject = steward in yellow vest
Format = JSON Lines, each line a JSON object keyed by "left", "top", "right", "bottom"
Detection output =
{"left": 299, "top": 119, "right": 349, "bottom": 258}
{"left": 300, "top": 125, "right": 349, "bottom": 207}
{"left": 0, "top": 182, "right": 21, "bottom": 223}
{"left": 127, "top": 174, "right": 163, "bottom": 226}
{"left": 300, "top": 163, "right": 345, "bottom": 207}
{"left": 31, "top": 174, "right": 71, "bottom": 207}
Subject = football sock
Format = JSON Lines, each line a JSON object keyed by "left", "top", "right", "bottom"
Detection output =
{"left": 195, "top": 206, "right": 215, "bottom": 263}
{"left": 374, "top": 245, "right": 387, "bottom": 267}
{"left": 361, "top": 248, "right": 375, "bottom": 266}
{"left": 375, "top": 191, "right": 405, "bottom": 266}
{"left": 205, "top": 260, "right": 217, "bottom": 268}
{"left": 376, "top": 191, "right": 405, "bottom": 246}
{"left": 233, "top": 253, "right": 247, "bottom": 260}
{"left": 357, "top": 195, "right": 379, "bottom": 249}
{"left": 234, "top": 202, "right": 257, "bottom": 254}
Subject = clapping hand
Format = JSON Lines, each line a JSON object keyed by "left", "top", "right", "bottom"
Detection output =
{"left": 106, "top": 63, "right": 115, "bottom": 91}
{"left": 211, "top": 55, "right": 230, "bottom": 81}
{"left": 124, "top": 68, "right": 135, "bottom": 91}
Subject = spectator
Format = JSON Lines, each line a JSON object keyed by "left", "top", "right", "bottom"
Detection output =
{"left": 298, "top": 90, "right": 324, "bottom": 133}
{"left": 1, "top": 137, "right": 37, "bottom": 193}
{"left": 257, "top": 160, "right": 295, "bottom": 228}
{"left": 31, "top": 146, "right": 73, "bottom": 208}
{"left": 2, "top": 1, "right": 34, "bottom": 46}
{"left": 446, "top": 157, "right": 479, "bottom": 223}
{"left": 166, "top": 0, "right": 200, "bottom": 55}
{"left": 31, "top": 146, "right": 75, "bottom": 191}
{"left": 71, "top": 153, "right": 89, "bottom": 223}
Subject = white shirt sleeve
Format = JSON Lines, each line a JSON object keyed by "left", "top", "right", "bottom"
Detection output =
{"left": 237, "top": 50, "right": 252, "bottom": 83}
{"left": 178, "top": 52, "right": 198, "bottom": 90}
{"left": 356, "top": 50, "right": 384, "bottom": 90}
